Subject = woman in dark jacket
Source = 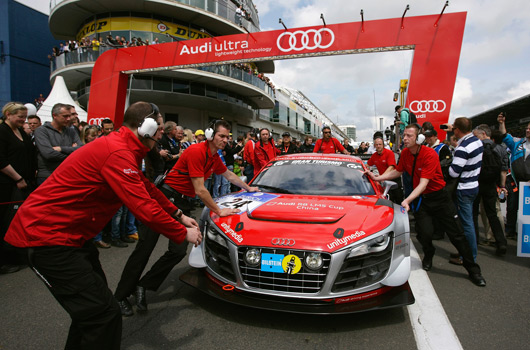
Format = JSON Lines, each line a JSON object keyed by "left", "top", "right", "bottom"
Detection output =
{"left": 0, "top": 102, "right": 36, "bottom": 273}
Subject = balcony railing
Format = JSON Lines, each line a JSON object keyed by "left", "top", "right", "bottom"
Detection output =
{"left": 51, "top": 46, "right": 274, "bottom": 99}
{"left": 49, "top": 0, "right": 260, "bottom": 33}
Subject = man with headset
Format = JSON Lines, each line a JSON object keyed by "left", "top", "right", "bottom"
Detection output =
{"left": 164, "top": 119, "right": 259, "bottom": 217}
{"left": 365, "top": 124, "right": 486, "bottom": 287}
{"left": 254, "top": 127, "right": 281, "bottom": 170}
{"left": 114, "top": 119, "right": 258, "bottom": 317}
{"left": 313, "top": 125, "right": 350, "bottom": 154}
{"left": 5, "top": 102, "right": 202, "bottom": 349}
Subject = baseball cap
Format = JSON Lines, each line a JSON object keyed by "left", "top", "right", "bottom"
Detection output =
{"left": 282, "top": 132, "right": 291, "bottom": 137}
{"left": 195, "top": 129, "right": 205, "bottom": 136}
{"left": 423, "top": 129, "right": 437, "bottom": 137}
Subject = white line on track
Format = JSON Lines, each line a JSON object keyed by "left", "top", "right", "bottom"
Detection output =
{"left": 407, "top": 242, "right": 463, "bottom": 350}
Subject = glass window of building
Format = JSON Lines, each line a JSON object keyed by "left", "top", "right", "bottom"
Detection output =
{"left": 153, "top": 77, "right": 172, "bottom": 91}
{"left": 190, "top": 82, "right": 205, "bottom": 96}
{"left": 131, "top": 76, "right": 152, "bottom": 90}
{"left": 173, "top": 79, "right": 189, "bottom": 94}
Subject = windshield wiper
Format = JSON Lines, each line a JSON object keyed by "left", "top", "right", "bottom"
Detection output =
{"left": 253, "top": 183, "right": 292, "bottom": 194}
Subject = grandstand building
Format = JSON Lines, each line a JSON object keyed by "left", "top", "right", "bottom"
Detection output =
{"left": 47, "top": 0, "right": 344, "bottom": 140}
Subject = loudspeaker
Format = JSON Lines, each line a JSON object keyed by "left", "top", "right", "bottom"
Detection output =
{"left": 138, "top": 103, "right": 160, "bottom": 138}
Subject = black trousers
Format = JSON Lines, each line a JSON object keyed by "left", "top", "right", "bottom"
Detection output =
{"left": 26, "top": 243, "right": 121, "bottom": 350}
{"left": 114, "top": 186, "right": 190, "bottom": 301}
{"left": 505, "top": 186, "right": 519, "bottom": 236}
{"left": 473, "top": 184, "right": 507, "bottom": 248}
{"left": 414, "top": 189, "right": 481, "bottom": 275}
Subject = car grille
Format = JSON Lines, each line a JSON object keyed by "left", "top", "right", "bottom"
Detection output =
{"left": 331, "top": 233, "right": 394, "bottom": 293}
{"left": 204, "top": 232, "right": 236, "bottom": 282}
{"left": 238, "top": 248, "right": 331, "bottom": 294}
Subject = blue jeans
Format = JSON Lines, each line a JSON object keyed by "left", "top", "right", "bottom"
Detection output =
{"left": 212, "top": 173, "right": 230, "bottom": 198}
{"left": 125, "top": 209, "right": 137, "bottom": 235}
{"left": 111, "top": 206, "right": 125, "bottom": 240}
{"left": 456, "top": 191, "right": 478, "bottom": 260}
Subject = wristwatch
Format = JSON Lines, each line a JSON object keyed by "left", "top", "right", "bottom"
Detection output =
{"left": 174, "top": 209, "right": 183, "bottom": 220}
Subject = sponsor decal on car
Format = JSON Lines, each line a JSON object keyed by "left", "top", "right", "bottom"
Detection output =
{"left": 327, "top": 231, "right": 367, "bottom": 249}
{"left": 334, "top": 286, "right": 392, "bottom": 304}
{"left": 220, "top": 222, "right": 243, "bottom": 243}
{"left": 261, "top": 254, "right": 302, "bottom": 274}
{"left": 272, "top": 159, "right": 364, "bottom": 168}
{"left": 216, "top": 192, "right": 278, "bottom": 215}
{"left": 267, "top": 201, "right": 344, "bottom": 211}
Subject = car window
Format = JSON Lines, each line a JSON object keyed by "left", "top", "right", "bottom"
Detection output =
{"left": 252, "top": 159, "right": 375, "bottom": 196}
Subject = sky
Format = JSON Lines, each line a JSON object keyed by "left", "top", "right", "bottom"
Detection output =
{"left": 253, "top": 0, "right": 530, "bottom": 140}
{"left": 18, "top": 0, "right": 530, "bottom": 141}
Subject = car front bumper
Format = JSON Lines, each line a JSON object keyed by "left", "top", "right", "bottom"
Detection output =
{"left": 180, "top": 268, "right": 415, "bottom": 315}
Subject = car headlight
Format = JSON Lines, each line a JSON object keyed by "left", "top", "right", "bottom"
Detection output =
{"left": 305, "top": 252, "right": 323, "bottom": 270}
{"left": 348, "top": 232, "right": 391, "bottom": 258}
{"left": 244, "top": 248, "right": 261, "bottom": 267}
{"left": 207, "top": 223, "right": 228, "bottom": 248}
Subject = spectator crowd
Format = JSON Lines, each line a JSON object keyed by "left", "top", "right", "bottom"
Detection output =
{"left": 0, "top": 98, "right": 526, "bottom": 348}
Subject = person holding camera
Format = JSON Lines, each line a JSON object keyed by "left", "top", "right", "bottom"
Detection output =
{"left": 498, "top": 111, "right": 530, "bottom": 239}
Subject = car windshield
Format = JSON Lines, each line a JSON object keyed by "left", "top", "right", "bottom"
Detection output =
{"left": 252, "top": 159, "right": 375, "bottom": 196}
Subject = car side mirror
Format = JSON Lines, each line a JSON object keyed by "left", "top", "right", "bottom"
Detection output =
{"left": 382, "top": 180, "right": 398, "bottom": 198}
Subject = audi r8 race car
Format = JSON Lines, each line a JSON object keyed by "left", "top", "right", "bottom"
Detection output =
{"left": 180, "top": 153, "right": 414, "bottom": 314}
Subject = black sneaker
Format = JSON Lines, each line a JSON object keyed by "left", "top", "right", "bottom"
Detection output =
{"left": 117, "top": 299, "right": 134, "bottom": 317}
{"left": 0, "top": 264, "right": 21, "bottom": 274}
{"left": 111, "top": 239, "right": 128, "bottom": 248}
{"left": 469, "top": 273, "right": 486, "bottom": 287}
{"left": 496, "top": 245, "right": 507, "bottom": 257}
{"left": 121, "top": 236, "right": 136, "bottom": 244}
{"left": 135, "top": 285, "right": 148, "bottom": 312}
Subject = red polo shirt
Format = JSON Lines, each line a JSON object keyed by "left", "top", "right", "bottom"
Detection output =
{"left": 396, "top": 146, "right": 445, "bottom": 194}
{"left": 368, "top": 148, "right": 396, "bottom": 175}
{"left": 313, "top": 137, "right": 345, "bottom": 154}
{"left": 164, "top": 141, "right": 227, "bottom": 197}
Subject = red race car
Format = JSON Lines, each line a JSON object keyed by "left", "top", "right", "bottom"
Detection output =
{"left": 181, "top": 153, "right": 414, "bottom": 314}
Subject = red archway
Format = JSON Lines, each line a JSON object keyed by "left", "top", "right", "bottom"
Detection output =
{"left": 88, "top": 12, "right": 467, "bottom": 136}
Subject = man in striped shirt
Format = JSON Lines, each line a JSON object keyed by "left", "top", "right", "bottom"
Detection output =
{"left": 449, "top": 117, "right": 483, "bottom": 261}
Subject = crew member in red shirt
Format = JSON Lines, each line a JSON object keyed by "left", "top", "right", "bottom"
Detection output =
{"left": 254, "top": 128, "right": 280, "bottom": 170}
{"left": 313, "top": 126, "right": 350, "bottom": 154}
{"left": 163, "top": 119, "right": 258, "bottom": 217}
{"left": 5, "top": 102, "right": 202, "bottom": 349}
{"left": 115, "top": 119, "right": 258, "bottom": 317}
{"left": 364, "top": 124, "right": 486, "bottom": 287}
{"left": 367, "top": 137, "right": 396, "bottom": 175}
{"left": 242, "top": 129, "right": 257, "bottom": 182}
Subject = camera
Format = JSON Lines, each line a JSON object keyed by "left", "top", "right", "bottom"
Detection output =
{"left": 440, "top": 124, "right": 449, "bottom": 130}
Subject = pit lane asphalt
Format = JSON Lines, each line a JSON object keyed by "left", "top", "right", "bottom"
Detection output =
{"left": 1, "top": 208, "right": 529, "bottom": 350}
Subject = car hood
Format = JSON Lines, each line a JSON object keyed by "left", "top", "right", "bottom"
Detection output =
{"left": 209, "top": 194, "right": 395, "bottom": 253}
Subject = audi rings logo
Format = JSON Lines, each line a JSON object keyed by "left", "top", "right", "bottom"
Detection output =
{"left": 277, "top": 28, "right": 335, "bottom": 52}
{"left": 88, "top": 118, "right": 107, "bottom": 126}
{"left": 409, "top": 100, "right": 447, "bottom": 113}
{"left": 272, "top": 238, "right": 296, "bottom": 246}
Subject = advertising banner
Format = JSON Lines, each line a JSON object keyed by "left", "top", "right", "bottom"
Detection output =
{"left": 88, "top": 12, "right": 467, "bottom": 136}
{"left": 517, "top": 182, "right": 530, "bottom": 257}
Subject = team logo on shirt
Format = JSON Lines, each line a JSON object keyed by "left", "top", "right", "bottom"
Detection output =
{"left": 123, "top": 168, "right": 139, "bottom": 175}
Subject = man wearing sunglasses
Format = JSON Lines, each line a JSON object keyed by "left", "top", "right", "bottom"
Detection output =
{"left": 313, "top": 125, "right": 350, "bottom": 154}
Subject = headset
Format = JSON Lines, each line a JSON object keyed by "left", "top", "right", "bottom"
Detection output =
{"left": 138, "top": 103, "right": 160, "bottom": 139}
{"left": 205, "top": 119, "right": 221, "bottom": 141}
{"left": 416, "top": 133, "right": 426, "bottom": 145}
